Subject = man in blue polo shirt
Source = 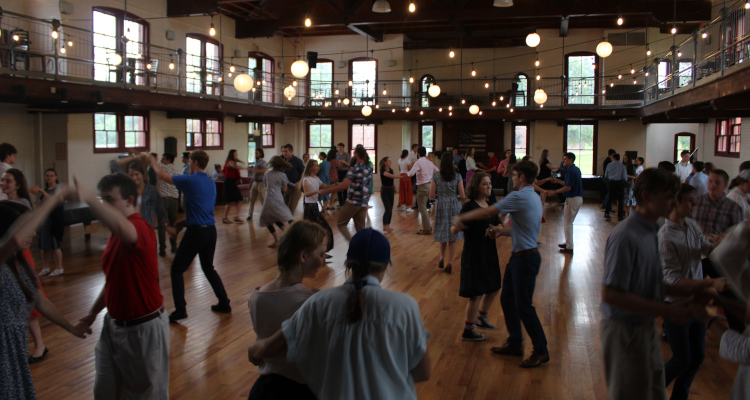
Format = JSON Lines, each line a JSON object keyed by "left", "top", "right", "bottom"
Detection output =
{"left": 547, "top": 153, "right": 583, "bottom": 253}
{"left": 453, "top": 161, "right": 548, "bottom": 368}
{"left": 150, "top": 150, "right": 231, "bottom": 322}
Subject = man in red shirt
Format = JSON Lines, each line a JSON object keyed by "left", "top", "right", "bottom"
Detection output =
{"left": 479, "top": 150, "right": 500, "bottom": 191}
{"left": 76, "top": 173, "right": 169, "bottom": 399}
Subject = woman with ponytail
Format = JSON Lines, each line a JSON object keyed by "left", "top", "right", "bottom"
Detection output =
{"left": 248, "top": 228, "right": 431, "bottom": 400}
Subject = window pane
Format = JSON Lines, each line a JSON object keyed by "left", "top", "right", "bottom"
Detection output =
{"left": 107, "top": 131, "right": 118, "bottom": 148}
{"left": 421, "top": 125, "right": 434, "bottom": 152}
{"left": 516, "top": 76, "right": 527, "bottom": 107}
{"left": 514, "top": 125, "right": 528, "bottom": 158}
{"left": 352, "top": 60, "right": 377, "bottom": 105}
{"left": 95, "top": 131, "right": 107, "bottom": 148}
{"left": 186, "top": 37, "right": 203, "bottom": 94}
{"left": 567, "top": 55, "right": 596, "bottom": 105}
{"left": 93, "top": 11, "right": 118, "bottom": 82}
{"left": 248, "top": 141, "right": 257, "bottom": 163}
{"left": 310, "top": 61, "right": 333, "bottom": 98}
{"left": 105, "top": 114, "right": 117, "bottom": 131}
{"left": 566, "top": 124, "right": 594, "bottom": 175}
{"left": 658, "top": 62, "right": 670, "bottom": 89}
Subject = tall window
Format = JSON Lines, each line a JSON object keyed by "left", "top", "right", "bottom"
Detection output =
{"left": 307, "top": 121, "right": 333, "bottom": 157}
{"left": 678, "top": 61, "right": 693, "bottom": 87}
{"left": 564, "top": 123, "right": 597, "bottom": 175}
{"left": 309, "top": 59, "right": 333, "bottom": 106}
{"left": 512, "top": 122, "right": 529, "bottom": 158}
{"left": 349, "top": 122, "right": 377, "bottom": 170}
{"left": 566, "top": 52, "right": 598, "bottom": 105}
{"left": 93, "top": 8, "right": 148, "bottom": 84}
{"left": 249, "top": 52, "right": 274, "bottom": 103}
{"left": 349, "top": 58, "right": 377, "bottom": 106}
{"left": 94, "top": 112, "right": 149, "bottom": 153}
{"left": 657, "top": 61, "right": 670, "bottom": 89}
{"left": 420, "top": 122, "right": 435, "bottom": 155}
{"left": 674, "top": 132, "right": 695, "bottom": 163}
{"left": 247, "top": 141, "right": 257, "bottom": 163}
{"left": 186, "top": 35, "right": 221, "bottom": 95}
{"left": 515, "top": 74, "right": 528, "bottom": 107}
{"left": 186, "top": 118, "right": 222, "bottom": 150}
{"left": 716, "top": 118, "right": 742, "bottom": 158}
{"left": 250, "top": 122, "right": 274, "bottom": 148}
{"left": 420, "top": 75, "right": 435, "bottom": 107}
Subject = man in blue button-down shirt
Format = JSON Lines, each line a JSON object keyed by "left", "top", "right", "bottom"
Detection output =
{"left": 546, "top": 153, "right": 583, "bottom": 253}
{"left": 454, "top": 161, "right": 549, "bottom": 368}
{"left": 604, "top": 153, "right": 628, "bottom": 221}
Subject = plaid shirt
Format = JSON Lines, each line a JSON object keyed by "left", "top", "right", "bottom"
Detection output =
{"left": 156, "top": 162, "right": 179, "bottom": 199}
{"left": 692, "top": 193, "right": 743, "bottom": 235}
{"left": 345, "top": 162, "right": 372, "bottom": 207}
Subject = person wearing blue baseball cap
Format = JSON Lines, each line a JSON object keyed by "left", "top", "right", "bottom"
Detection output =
{"left": 247, "top": 228, "right": 431, "bottom": 400}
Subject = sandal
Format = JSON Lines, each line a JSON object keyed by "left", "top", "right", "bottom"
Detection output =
{"left": 222, "top": 218, "right": 232, "bottom": 224}
{"left": 233, "top": 217, "right": 244, "bottom": 223}
{"left": 48, "top": 269, "right": 64, "bottom": 277}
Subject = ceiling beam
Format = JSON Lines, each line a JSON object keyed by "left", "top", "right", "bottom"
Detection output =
{"left": 403, "top": 37, "right": 526, "bottom": 49}
{"left": 711, "top": 93, "right": 750, "bottom": 110}
{"left": 347, "top": 24, "right": 384, "bottom": 42}
{"left": 640, "top": 114, "right": 709, "bottom": 124}
{"left": 666, "top": 108, "right": 750, "bottom": 119}
{"left": 451, "top": 20, "right": 472, "bottom": 38}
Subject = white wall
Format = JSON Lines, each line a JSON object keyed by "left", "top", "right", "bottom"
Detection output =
{"left": 0, "top": 104, "right": 40, "bottom": 187}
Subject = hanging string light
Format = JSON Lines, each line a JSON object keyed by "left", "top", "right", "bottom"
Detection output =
{"left": 304, "top": 13, "right": 312, "bottom": 27}
{"left": 471, "top": 63, "right": 476, "bottom": 77}
{"left": 617, "top": 15, "right": 624, "bottom": 26}
{"left": 449, "top": 44, "right": 455, "bottom": 58}
{"left": 630, "top": 65, "right": 635, "bottom": 75}
{"left": 409, "top": 70, "right": 414, "bottom": 83}
{"left": 209, "top": 15, "right": 216, "bottom": 36}
{"left": 169, "top": 55, "right": 175, "bottom": 70}
{"left": 382, "top": 84, "right": 387, "bottom": 96}
{"left": 409, "top": 0, "right": 416, "bottom": 12}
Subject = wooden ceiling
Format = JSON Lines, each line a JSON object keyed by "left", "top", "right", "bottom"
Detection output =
{"left": 168, "top": 0, "right": 713, "bottom": 47}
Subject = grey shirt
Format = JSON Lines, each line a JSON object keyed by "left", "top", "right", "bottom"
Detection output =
{"left": 658, "top": 218, "right": 713, "bottom": 302}
{"left": 604, "top": 161, "right": 627, "bottom": 181}
{"left": 253, "top": 158, "right": 268, "bottom": 182}
{"left": 336, "top": 151, "right": 351, "bottom": 171}
{"left": 601, "top": 212, "right": 664, "bottom": 324}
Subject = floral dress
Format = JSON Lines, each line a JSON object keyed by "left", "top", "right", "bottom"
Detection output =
{"left": 432, "top": 172, "right": 464, "bottom": 243}
{"left": 0, "top": 262, "right": 37, "bottom": 399}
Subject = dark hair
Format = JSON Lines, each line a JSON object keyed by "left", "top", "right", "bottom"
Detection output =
{"left": 539, "top": 149, "right": 549, "bottom": 166}
{"left": 150, "top": 152, "right": 158, "bottom": 158}
{"left": 633, "top": 168, "right": 681, "bottom": 205}
{"left": 226, "top": 149, "right": 238, "bottom": 161}
{"left": 126, "top": 161, "right": 146, "bottom": 176}
{"left": 190, "top": 150, "right": 209, "bottom": 170}
{"left": 608, "top": 149, "right": 616, "bottom": 156}
{"left": 693, "top": 161, "right": 705, "bottom": 172}
{"left": 740, "top": 161, "right": 750, "bottom": 172}
{"left": 710, "top": 169, "right": 730, "bottom": 186}
{"left": 466, "top": 171, "right": 490, "bottom": 200}
{"left": 612, "top": 153, "right": 621, "bottom": 161}
{"left": 354, "top": 146, "right": 368, "bottom": 162}
{"left": 277, "top": 220, "right": 327, "bottom": 271}
{"left": 319, "top": 152, "right": 327, "bottom": 160}
{"left": 282, "top": 144, "right": 294, "bottom": 151}
{"left": 268, "top": 156, "right": 292, "bottom": 170}
{"left": 182, "top": 152, "right": 190, "bottom": 159}
{"left": 0, "top": 143, "right": 17, "bottom": 162}
{"left": 417, "top": 146, "right": 426, "bottom": 157}
{"left": 729, "top": 161, "right": 750, "bottom": 189}
{"left": 505, "top": 149, "right": 511, "bottom": 153}
{"left": 704, "top": 162, "right": 715, "bottom": 173}
{"left": 302, "top": 153, "right": 309, "bottom": 159}
{"left": 521, "top": 155, "right": 532, "bottom": 162}
{"left": 411, "top": 143, "right": 419, "bottom": 150}
{"left": 487, "top": 150, "right": 494, "bottom": 154}
{"left": 439, "top": 153, "right": 456, "bottom": 182}
{"left": 256, "top": 148, "right": 264, "bottom": 158}
{"left": 658, "top": 161, "right": 676, "bottom": 172}
{"left": 3, "top": 169, "right": 31, "bottom": 205}
{"left": 162, "top": 152, "right": 175, "bottom": 163}
{"left": 97, "top": 173, "right": 138, "bottom": 202}
{"left": 345, "top": 259, "right": 389, "bottom": 323}
{"left": 378, "top": 157, "right": 389, "bottom": 173}
{"left": 337, "top": 142, "right": 345, "bottom": 148}
{"left": 514, "top": 161, "right": 539, "bottom": 185}
{"left": 637, "top": 157, "right": 645, "bottom": 165}
{"left": 214, "top": 164, "right": 222, "bottom": 170}
{"left": 327, "top": 149, "right": 338, "bottom": 161}
{"left": 0, "top": 203, "right": 38, "bottom": 303}
{"left": 681, "top": 150, "right": 690, "bottom": 156}
{"left": 564, "top": 152, "right": 576, "bottom": 162}
{"left": 43, "top": 168, "right": 59, "bottom": 189}
{"left": 677, "top": 183, "right": 697, "bottom": 203}
{"left": 400, "top": 150, "right": 409, "bottom": 159}
{"left": 507, "top": 154, "right": 517, "bottom": 165}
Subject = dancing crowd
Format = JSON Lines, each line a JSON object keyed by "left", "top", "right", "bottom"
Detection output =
{"left": 1, "top": 139, "right": 750, "bottom": 400}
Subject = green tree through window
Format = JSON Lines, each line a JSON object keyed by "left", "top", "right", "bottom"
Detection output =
{"left": 565, "top": 123, "right": 595, "bottom": 174}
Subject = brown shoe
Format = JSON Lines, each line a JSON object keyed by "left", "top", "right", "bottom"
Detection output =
{"left": 490, "top": 342, "right": 523, "bottom": 357}
{"left": 416, "top": 230, "right": 433, "bottom": 235}
{"left": 519, "top": 351, "right": 550, "bottom": 368}
{"left": 444, "top": 263, "right": 452, "bottom": 274}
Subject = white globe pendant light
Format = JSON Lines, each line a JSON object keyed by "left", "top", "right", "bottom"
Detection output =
{"left": 534, "top": 89, "right": 547, "bottom": 104}
{"left": 428, "top": 84, "right": 441, "bottom": 97}
{"left": 291, "top": 60, "right": 309, "bottom": 78}
{"left": 233, "top": 73, "right": 254, "bottom": 92}
{"left": 108, "top": 53, "right": 123, "bottom": 66}
{"left": 469, "top": 105, "right": 480, "bottom": 115}
{"left": 361, "top": 105, "right": 373, "bottom": 117}
{"left": 284, "top": 85, "right": 296, "bottom": 99}
{"left": 596, "top": 40, "right": 613, "bottom": 58}
{"left": 526, "top": 33, "right": 540, "bottom": 47}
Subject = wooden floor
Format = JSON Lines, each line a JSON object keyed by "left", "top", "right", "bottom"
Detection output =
{"left": 28, "top": 194, "right": 738, "bottom": 399}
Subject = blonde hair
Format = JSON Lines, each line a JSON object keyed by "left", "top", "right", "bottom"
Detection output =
{"left": 303, "top": 159, "right": 318, "bottom": 177}
{"left": 277, "top": 221, "right": 327, "bottom": 271}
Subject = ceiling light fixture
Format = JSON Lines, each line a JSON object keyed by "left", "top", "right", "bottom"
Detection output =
{"left": 291, "top": 59, "right": 310, "bottom": 78}
{"left": 209, "top": 15, "right": 216, "bottom": 36}
{"left": 372, "top": 0, "right": 392, "bottom": 13}
{"left": 409, "top": 0, "right": 416, "bottom": 12}
{"left": 409, "top": 70, "right": 414, "bottom": 83}
{"left": 305, "top": 13, "right": 312, "bottom": 27}
{"left": 493, "top": 0, "right": 513, "bottom": 7}
{"left": 471, "top": 63, "right": 476, "bottom": 77}
{"left": 596, "top": 38, "right": 613, "bottom": 58}
{"left": 526, "top": 32, "right": 541, "bottom": 47}
{"left": 617, "top": 15, "right": 624, "bottom": 26}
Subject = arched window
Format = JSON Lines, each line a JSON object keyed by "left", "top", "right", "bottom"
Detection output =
{"left": 92, "top": 7, "right": 149, "bottom": 84}
{"left": 515, "top": 73, "right": 528, "bottom": 107}
{"left": 657, "top": 60, "right": 671, "bottom": 89}
{"left": 677, "top": 59, "right": 693, "bottom": 87}
{"left": 420, "top": 74, "right": 436, "bottom": 108}
{"left": 249, "top": 52, "right": 274, "bottom": 103}
{"left": 674, "top": 132, "right": 695, "bottom": 163}
{"left": 565, "top": 52, "right": 599, "bottom": 105}
{"left": 349, "top": 57, "right": 377, "bottom": 106}
{"left": 186, "top": 34, "right": 222, "bottom": 95}
{"left": 308, "top": 58, "right": 334, "bottom": 106}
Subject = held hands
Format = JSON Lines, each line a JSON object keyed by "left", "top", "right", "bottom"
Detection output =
{"left": 69, "top": 322, "right": 93, "bottom": 339}
{"left": 452, "top": 216, "right": 466, "bottom": 232}
{"left": 29, "top": 185, "right": 42, "bottom": 196}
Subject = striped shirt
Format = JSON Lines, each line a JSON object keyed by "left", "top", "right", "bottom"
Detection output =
{"left": 156, "top": 162, "right": 179, "bottom": 199}
{"left": 658, "top": 218, "right": 713, "bottom": 302}
{"left": 692, "top": 194, "right": 743, "bottom": 235}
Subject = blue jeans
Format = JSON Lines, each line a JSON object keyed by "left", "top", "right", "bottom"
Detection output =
{"left": 500, "top": 252, "right": 548, "bottom": 354}
{"left": 663, "top": 316, "right": 706, "bottom": 400}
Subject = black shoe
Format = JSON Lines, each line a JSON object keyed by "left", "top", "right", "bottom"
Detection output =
{"left": 246, "top": 216, "right": 252, "bottom": 221}
{"left": 604, "top": 214, "right": 611, "bottom": 219}
{"left": 608, "top": 208, "right": 616, "bottom": 213}
{"left": 462, "top": 328, "right": 487, "bottom": 341}
{"left": 475, "top": 315, "right": 499, "bottom": 331}
{"left": 520, "top": 351, "right": 550, "bottom": 368}
{"left": 159, "top": 249, "right": 167, "bottom": 257}
{"left": 171, "top": 247, "right": 177, "bottom": 254}
{"left": 28, "top": 347, "right": 49, "bottom": 364}
{"left": 601, "top": 205, "right": 607, "bottom": 210}
{"left": 557, "top": 243, "right": 567, "bottom": 249}
{"left": 490, "top": 341, "right": 524, "bottom": 356}
{"left": 617, "top": 216, "right": 624, "bottom": 221}
{"left": 211, "top": 303, "right": 232, "bottom": 314}
{"left": 169, "top": 310, "right": 188, "bottom": 323}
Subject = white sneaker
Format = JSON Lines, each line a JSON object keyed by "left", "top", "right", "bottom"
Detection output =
{"left": 38, "top": 269, "right": 50, "bottom": 277}
{"left": 48, "top": 269, "right": 64, "bottom": 277}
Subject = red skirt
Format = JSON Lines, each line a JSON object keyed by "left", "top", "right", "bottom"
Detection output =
{"left": 398, "top": 174, "right": 413, "bottom": 206}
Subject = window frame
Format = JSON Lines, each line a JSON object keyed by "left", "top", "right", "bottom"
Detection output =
{"left": 514, "top": 73, "right": 529, "bottom": 108}
{"left": 563, "top": 122, "right": 599, "bottom": 175}
{"left": 348, "top": 120, "right": 378, "bottom": 172}
{"left": 186, "top": 33, "right": 223, "bottom": 96}
{"left": 419, "top": 121, "right": 436, "bottom": 155}
{"left": 715, "top": 118, "right": 742, "bottom": 158}
{"left": 92, "top": 7, "right": 150, "bottom": 85}
{"left": 306, "top": 120, "right": 334, "bottom": 157}
{"left": 674, "top": 132, "right": 696, "bottom": 163}
{"left": 348, "top": 57, "right": 378, "bottom": 106}
{"left": 565, "top": 51, "right": 599, "bottom": 106}
{"left": 248, "top": 51, "right": 275, "bottom": 103}
{"left": 419, "top": 74, "right": 436, "bottom": 108}
{"left": 512, "top": 122, "right": 530, "bottom": 158}
{"left": 92, "top": 111, "right": 150, "bottom": 154}
{"left": 307, "top": 58, "right": 334, "bottom": 106}
{"left": 185, "top": 118, "right": 224, "bottom": 150}
{"left": 250, "top": 122, "right": 275, "bottom": 149}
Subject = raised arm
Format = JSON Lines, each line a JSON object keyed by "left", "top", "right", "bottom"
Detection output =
{"left": 74, "top": 177, "right": 138, "bottom": 245}
{"left": 148, "top": 155, "right": 175, "bottom": 185}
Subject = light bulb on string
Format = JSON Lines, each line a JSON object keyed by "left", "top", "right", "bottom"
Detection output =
{"left": 678, "top": 51, "right": 682, "bottom": 57}
{"left": 230, "top": 65, "right": 235, "bottom": 73}
{"left": 67, "top": 39, "right": 73, "bottom": 47}
{"left": 304, "top": 14, "right": 312, "bottom": 27}
{"left": 618, "top": 72, "right": 622, "bottom": 79}
{"left": 499, "top": 96, "right": 504, "bottom": 101}
{"left": 461, "top": 99, "right": 465, "bottom": 104}
{"left": 60, "top": 46, "right": 66, "bottom": 54}
{"left": 392, "top": 108, "right": 396, "bottom": 113}
{"left": 610, "top": 82, "right": 614, "bottom": 87}
{"left": 51, "top": 30, "right": 59, "bottom": 39}
{"left": 671, "top": 27, "right": 677, "bottom": 34}
{"left": 746, "top": 1, "right": 750, "bottom": 9}
{"left": 471, "top": 63, "right": 476, "bottom": 77}
{"left": 405, "top": 107, "right": 410, "bottom": 112}
{"left": 382, "top": 85, "right": 387, "bottom": 96}
{"left": 617, "top": 15, "right": 624, "bottom": 26}
{"left": 448, "top": 105, "right": 453, "bottom": 111}
{"left": 439, "top": 107, "right": 443, "bottom": 112}
{"left": 702, "top": 32, "right": 708, "bottom": 39}
{"left": 420, "top": 110, "right": 424, "bottom": 115}
{"left": 449, "top": 46, "right": 454, "bottom": 58}
{"left": 492, "top": 101, "right": 496, "bottom": 106}
{"left": 409, "top": 1, "right": 416, "bottom": 12}
{"left": 646, "top": 48, "right": 652, "bottom": 56}
{"left": 388, "top": 99, "right": 392, "bottom": 105}
{"left": 536, "top": 74, "right": 540, "bottom": 80}
{"left": 292, "top": 80, "right": 297, "bottom": 87}
{"left": 485, "top": 82, "right": 490, "bottom": 89}
{"left": 409, "top": 70, "right": 414, "bottom": 83}
{"left": 169, "top": 56, "right": 175, "bottom": 70}
{"left": 348, "top": 80, "right": 353, "bottom": 86}
{"left": 630, "top": 65, "right": 635, "bottom": 74}
{"left": 209, "top": 15, "right": 216, "bottom": 36}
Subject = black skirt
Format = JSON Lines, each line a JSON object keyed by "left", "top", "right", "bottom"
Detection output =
{"left": 458, "top": 200, "right": 502, "bottom": 298}
{"left": 248, "top": 374, "right": 317, "bottom": 400}
{"left": 224, "top": 177, "right": 243, "bottom": 203}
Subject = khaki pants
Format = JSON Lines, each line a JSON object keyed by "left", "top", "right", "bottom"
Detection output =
{"left": 250, "top": 181, "right": 267, "bottom": 216}
{"left": 417, "top": 183, "right": 431, "bottom": 232}
{"left": 94, "top": 311, "right": 170, "bottom": 400}
{"left": 601, "top": 318, "right": 667, "bottom": 400}
{"left": 284, "top": 185, "right": 302, "bottom": 217}
{"left": 563, "top": 196, "right": 583, "bottom": 249}
{"left": 337, "top": 202, "right": 368, "bottom": 241}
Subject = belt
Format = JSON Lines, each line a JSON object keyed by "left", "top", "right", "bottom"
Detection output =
{"left": 187, "top": 224, "right": 212, "bottom": 228}
{"left": 511, "top": 248, "right": 539, "bottom": 258}
{"left": 113, "top": 306, "right": 165, "bottom": 327}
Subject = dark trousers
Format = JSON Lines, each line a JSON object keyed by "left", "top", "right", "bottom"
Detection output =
{"left": 605, "top": 180, "right": 625, "bottom": 218}
{"left": 499, "top": 176, "right": 509, "bottom": 196}
{"left": 381, "top": 187, "right": 394, "bottom": 225}
{"left": 601, "top": 176, "right": 610, "bottom": 204}
{"left": 171, "top": 225, "right": 229, "bottom": 312}
{"left": 702, "top": 258, "right": 746, "bottom": 332}
{"left": 248, "top": 373, "right": 317, "bottom": 400}
{"left": 303, "top": 203, "right": 334, "bottom": 251}
{"left": 500, "top": 252, "right": 548, "bottom": 354}
{"left": 266, "top": 221, "right": 285, "bottom": 234}
{"left": 158, "top": 197, "right": 178, "bottom": 252}
{"left": 664, "top": 316, "right": 706, "bottom": 400}
{"left": 337, "top": 170, "right": 348, "bottom": 206}
{"left": 490, "top": 172, "right": 499, "bottom": 190}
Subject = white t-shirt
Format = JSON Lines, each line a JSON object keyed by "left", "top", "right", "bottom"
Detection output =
{"left": 303, "top": 176, "right": 322, "bottom": 203}
{"left": 397, "top": 158, "right": 410, "bottom": 174}
{"left": 635, "top": 165, "right": 644, "bottom": 176}
{"left": 675, "top": 161, "right": 692, "bottom": 183}
{"left": 727, "top": 187, "right": 750, "bottom": 221}
{"left": 407, "top": 150, "right": 418, "bottom": 164}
